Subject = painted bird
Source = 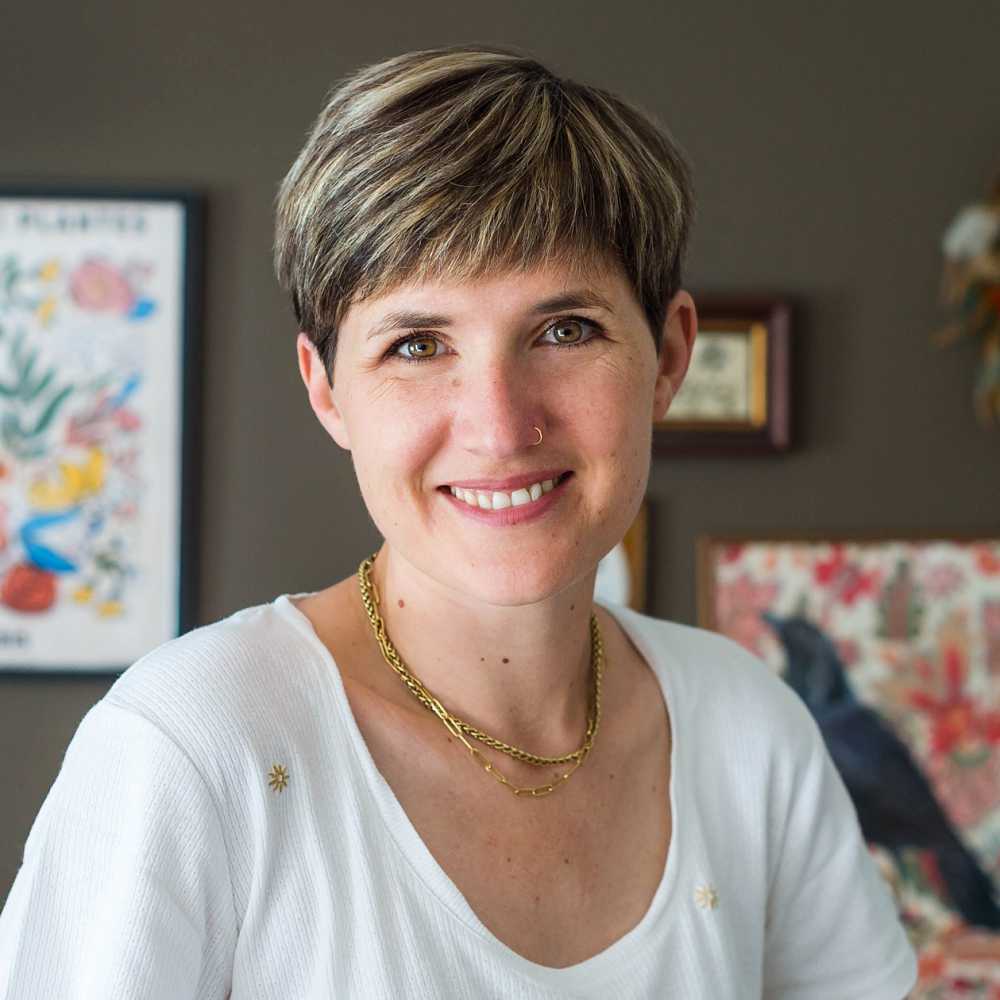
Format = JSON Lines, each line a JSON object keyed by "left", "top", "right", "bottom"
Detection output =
{"left": 762, "top": 610, "right": 1000, "bottom": 930}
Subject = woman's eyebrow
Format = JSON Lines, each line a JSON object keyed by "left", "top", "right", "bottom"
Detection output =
{"left": 364, "top": 288, "right": 616, "bottom": 341}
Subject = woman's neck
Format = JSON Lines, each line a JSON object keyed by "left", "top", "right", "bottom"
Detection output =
{"left": 362, "top": 543, "right": 600, "bottom": 756}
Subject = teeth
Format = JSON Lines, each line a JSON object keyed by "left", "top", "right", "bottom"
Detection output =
{"left": 448, "top": 476, "right": 563, "bottom": 510}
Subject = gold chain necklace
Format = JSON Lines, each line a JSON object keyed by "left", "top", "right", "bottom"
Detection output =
{"left": 357, "top": 553, "right": 605, "bottom": 797}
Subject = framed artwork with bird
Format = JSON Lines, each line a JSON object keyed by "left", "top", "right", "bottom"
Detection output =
{"left": 697, "top": 533, "right": 1000, "bottom": 996}
{"left": 0, "top": 189, "right": 202, "bottom": 675}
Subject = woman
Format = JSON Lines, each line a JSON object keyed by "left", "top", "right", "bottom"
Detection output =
{"left": 0, "top": 44, "right": 917, "bottom": 998}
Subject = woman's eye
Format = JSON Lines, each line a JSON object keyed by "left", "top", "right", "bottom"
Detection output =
{"left": 392, "top": 335, "right": 440, "bottom": 361}
{"left": 387, "top": 317, "right": 600, "bottom": 363}
{"left": 541, "top": 317, "right": 601, "bottom": 346}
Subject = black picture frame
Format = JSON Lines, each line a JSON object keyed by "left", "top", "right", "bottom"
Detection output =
{"left": 0, "top": 186, "right": 203, "bottom": 675}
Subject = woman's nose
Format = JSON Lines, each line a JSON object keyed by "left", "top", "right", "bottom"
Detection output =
{"left": 452, "top": 359, "right": 544, "bottom": 458}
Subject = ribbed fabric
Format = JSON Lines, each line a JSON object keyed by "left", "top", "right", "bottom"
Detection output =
{"left": 0, "top": 594, "right": 918, "bottom": 999}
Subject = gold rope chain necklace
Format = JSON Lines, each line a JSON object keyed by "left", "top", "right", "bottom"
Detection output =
{"left": 357, "top": 554, "right": 605, "bottom": 797}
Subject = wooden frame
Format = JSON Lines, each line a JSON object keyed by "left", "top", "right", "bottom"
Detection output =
{"left": 0, "top": 187, "right": 203, "bottom": 675}
{"left": 654, "top": 296, "right": 791, "bottom": 456}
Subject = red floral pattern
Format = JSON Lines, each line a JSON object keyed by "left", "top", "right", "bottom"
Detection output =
{"left": 713, "top": 572, "right": 780, "bottom": 657}
{"left": 69, "top": 259, "right": 135, "bottom": 314}
{"left": 813, "top": 545, "right": 882, "bottom": 605}
{"left": 711, "top": 540, "right": 1000, "bottom": 997}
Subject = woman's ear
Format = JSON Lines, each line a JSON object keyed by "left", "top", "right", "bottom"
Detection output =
{"left": 296, "top": 332, "right": 351, "bottom": 450}
{"left": 652, "top": 290, "right": 698, "bottom": 422}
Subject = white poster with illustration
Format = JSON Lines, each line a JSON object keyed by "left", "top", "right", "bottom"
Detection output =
{"left": 0, "top": 193, "right": 198, "bottom": 672}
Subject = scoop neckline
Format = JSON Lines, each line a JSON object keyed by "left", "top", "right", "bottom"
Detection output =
{"left": 273, "top": 591, "right": 682, "bottom": 992}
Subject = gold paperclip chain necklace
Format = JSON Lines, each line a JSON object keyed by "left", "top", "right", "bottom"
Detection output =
{"left": 357, "top": 553, "right": 605, "bottom": 797}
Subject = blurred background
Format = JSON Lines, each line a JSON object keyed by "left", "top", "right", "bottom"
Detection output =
{"left": 2, "top": 0, "right": 998, "bottom": 941}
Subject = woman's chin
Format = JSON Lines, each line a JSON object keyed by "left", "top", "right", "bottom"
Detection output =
{"left": 438, "top": 556, "right": 598, "bottom": 609}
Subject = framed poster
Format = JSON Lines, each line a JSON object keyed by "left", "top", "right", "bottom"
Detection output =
{"left": 698, "top": 532, "right": 1000, "bottom": 992}
{"left": 654, "top": 296, "right": 791, "bottom": 455}
{"left": 0, "top": 188, "right": 202, "bottom": 674}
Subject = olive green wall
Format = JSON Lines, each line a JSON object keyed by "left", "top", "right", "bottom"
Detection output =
{"left": 2, "top": 1, "right": 998, "bottom": 901}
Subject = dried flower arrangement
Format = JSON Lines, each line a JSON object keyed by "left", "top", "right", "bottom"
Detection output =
{"left": 933, "top": 172, "right": 1000, "bottom": 425}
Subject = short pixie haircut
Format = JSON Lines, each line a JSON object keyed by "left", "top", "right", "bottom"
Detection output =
{"left": 274, "top": 43, "right": 695, "bottom": 380}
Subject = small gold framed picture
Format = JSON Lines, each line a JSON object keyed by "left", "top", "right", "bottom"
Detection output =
{"left": 655, "top": 296, "right": 791, "bottom": 455}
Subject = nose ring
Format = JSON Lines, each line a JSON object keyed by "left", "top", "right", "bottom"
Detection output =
{"left": 530, "top": 425, "right": 543, "bottom": 447}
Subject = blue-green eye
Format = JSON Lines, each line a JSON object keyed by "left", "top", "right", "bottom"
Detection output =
{"left": 385, "top": 316, "right": 601, "bottom": 363}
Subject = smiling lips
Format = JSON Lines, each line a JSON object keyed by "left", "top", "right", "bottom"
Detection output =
{"left": 450, "top": 476, "right": 557, "bottom": 510}
{"left": 442, "top": 471, "right": 572, "bottom": 519}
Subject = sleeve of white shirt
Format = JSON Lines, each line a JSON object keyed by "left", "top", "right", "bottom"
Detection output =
{"left": 0, "top": 698, "right": 237, "bottom": 999}
{"left": 762, "top": 705, "right": 919, "bottom": 1000}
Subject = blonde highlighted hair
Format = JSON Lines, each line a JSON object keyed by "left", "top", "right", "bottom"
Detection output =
{"left": 274, "top": 43, "right": 695, "bottom": 377}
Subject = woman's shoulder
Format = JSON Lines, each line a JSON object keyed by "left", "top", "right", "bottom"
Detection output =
{"left": 107, "top": 595, "right": 298, "bottom": 702}
{"left": 605, "top": 602, "right": 819, "bottom": 753}
{"left": 99, "top": 593, "right": 333, "bottom": 776}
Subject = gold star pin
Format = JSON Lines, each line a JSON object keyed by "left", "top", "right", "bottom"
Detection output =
{"left": 694, "top": 884, "right": 719, "bottom": 910}
{"left": 267, "top": 763, "right": 289, "bottom": 793}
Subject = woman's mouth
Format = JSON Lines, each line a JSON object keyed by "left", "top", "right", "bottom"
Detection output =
{"left": 438, "top": 471, "right": 573, "bottom": 524}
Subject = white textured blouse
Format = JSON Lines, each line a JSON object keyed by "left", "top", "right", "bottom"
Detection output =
{"left": 0, "top": 594, "right": 918, "bottom": 999}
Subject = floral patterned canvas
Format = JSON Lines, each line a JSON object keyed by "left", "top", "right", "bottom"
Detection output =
{"left": 0, "top": 195, "right": 193, "bottom": 672}
{"left": 702, "top": 538, "right": 1000, "bottom": 997}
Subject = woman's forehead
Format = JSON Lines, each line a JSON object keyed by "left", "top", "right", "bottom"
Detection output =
{"left": 344, "top": 257, "right": 630, "bottom": 331}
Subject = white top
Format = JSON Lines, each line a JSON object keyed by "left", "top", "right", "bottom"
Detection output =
{"left": 0, "top": 594, "right": 918, "bottom": 999}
